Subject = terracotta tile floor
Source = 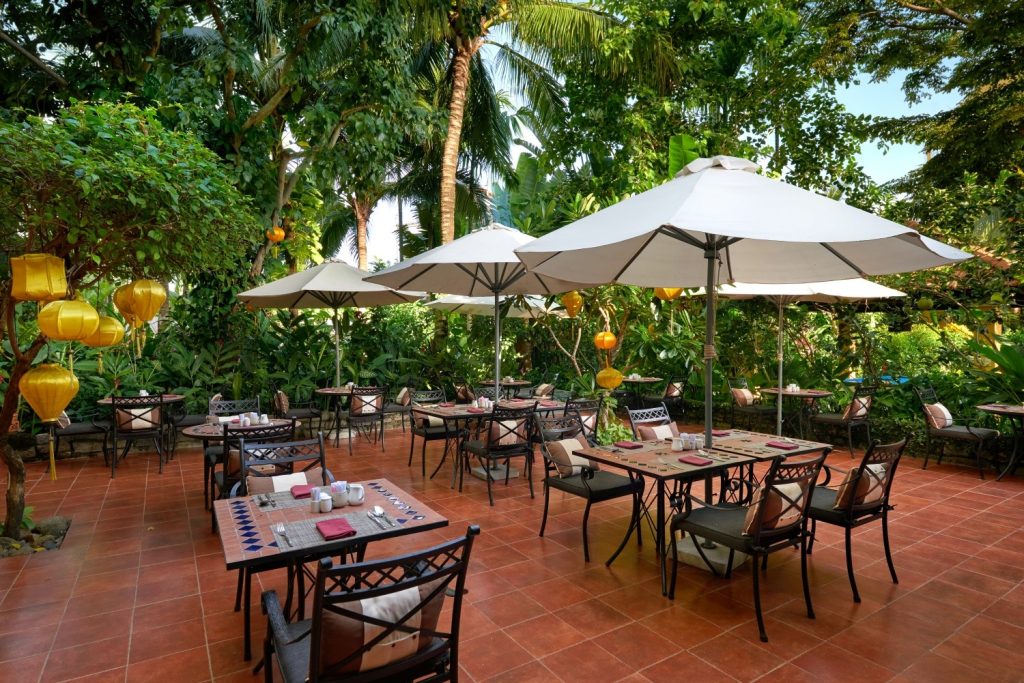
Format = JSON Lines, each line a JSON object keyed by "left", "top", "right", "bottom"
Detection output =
{"left": 2, "top": 424, "right": 1023, "bottom": 682}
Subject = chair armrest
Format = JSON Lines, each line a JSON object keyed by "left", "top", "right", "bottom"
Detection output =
{"left": 819, "top": 463, "right": 849, "bottom": 487}
{"left": 261, "top": 590, "right": 309, "bottom": 645}
{"left": 668, "top": 489, "right": 721, "bottom": 522}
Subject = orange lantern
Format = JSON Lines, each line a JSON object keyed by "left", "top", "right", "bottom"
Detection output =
{"left": 560, "top": 290, "right": 583, "bottom": 318}
{"left": 596, "top": 366, "right": 623, "bottom": 390}
{"left": 266, "top": 225, "right": 285, "bottom": 243}
{"left": 654, "top": 287, "right": 682, "bottom": 301}
{"left": 10, "top": 254, "right": 68, "bottom": 301}
{"left": 20, "top": 363, "right": 79, "bottom": 481}
{"left": 594, "top": 331, "right": 617, "bottom": 350}
{"left": 37, "top": 300, "right": 100, "bottom": 341}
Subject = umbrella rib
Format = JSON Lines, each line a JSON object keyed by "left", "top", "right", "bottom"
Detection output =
{"left": 821, "top": 243, "right": 868, "bottom": 277}
{"left": 614, "top": 230, "right": 663, "bottom": 282}
{"left": 499, "top": 265, "right": 528, "bottom": 291}
{"left": 398, "top": 265, "right": 432, "bottom": 291}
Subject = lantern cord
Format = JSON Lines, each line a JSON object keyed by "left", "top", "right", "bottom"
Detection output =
{"left": 48, "top": 425, "right": 57, "bottom": 481}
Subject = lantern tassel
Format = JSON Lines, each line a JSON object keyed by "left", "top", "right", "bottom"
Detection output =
{"left": 97, "top": 351, "right": 103, "bottom": 375}
{"left": 68, "top": 349, "right": 73, "bottom": 373}
{"left": 48, "top": 426, "right": 57, "bottom": 481}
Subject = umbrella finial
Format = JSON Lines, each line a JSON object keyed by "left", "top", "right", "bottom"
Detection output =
{"left": 677, "top": 156, "right": 760, "bottom": 178}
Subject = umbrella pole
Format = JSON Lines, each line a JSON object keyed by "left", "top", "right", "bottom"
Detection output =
{"left": 494, "top": 291, "right": 501, "bottom": 400}
{"left": 777, "top": 299, "right": 784, "bottom": 436}
{"left": 333, "top": 308, "right": 341, "bottom": 388}
{"left": 704, "top": 243, "right": 717, "bottom": 448}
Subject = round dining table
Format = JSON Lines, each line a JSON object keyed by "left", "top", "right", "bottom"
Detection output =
{"left": 758, "top": 387, "right": 832, "bottom": 437}
{"left": 316, "top": 386, "right": 354, "bottom": 446}
{"left": 96, "top": 393, "right": 185, "bottom": 405}
{"left": 976, "top": 403, "right": 1024, "bottom": 480}
{"left": 180, "top": 417, "right": 296, "bottom": 440}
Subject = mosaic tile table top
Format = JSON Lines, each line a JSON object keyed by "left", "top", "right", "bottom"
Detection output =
{"left": 411, "top": 400, "right": 565, "bottom": 421}
{"left": 574, "top": 441, "right": 756, "bottom": 481}
{"left": 706, "top": 429, "right": 832, "bottom": 459}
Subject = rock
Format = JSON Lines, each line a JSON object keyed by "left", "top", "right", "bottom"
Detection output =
{"left": 36, "top": 517, "right": 71, "bottom": 537}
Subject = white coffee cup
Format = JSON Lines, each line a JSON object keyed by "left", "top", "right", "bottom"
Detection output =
{"left": 671, "top": 437, "right": 684, "bottom": 452}
{"left": 139, "top": 389, "right": 149, "bottom": 397}
{"left": 347, "top": 484, "right": 365, "bottom": 505}
{"left": 331, "top": 490, "right": 347, "bottom": 507}
{"left": 319, "top": 493, "right": 333, "bottom": 513}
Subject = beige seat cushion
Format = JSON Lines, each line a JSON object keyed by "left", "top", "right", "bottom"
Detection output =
{"left": 545, "top": 435, "right": 599, "bottom": 477}
{"left": 246, "top": 466, "right": 324, "bottom": 494}
{"left": 731, "top": 388, "right": 754, "bottom": 407}
{"left": 924, "top": 403, "right": 953, "bottom": 429}
{"left": 842, "top": 396, "right": 872, "bottom": 420}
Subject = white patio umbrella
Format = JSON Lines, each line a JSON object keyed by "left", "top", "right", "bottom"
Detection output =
{"left": 516, "top": 156, "right": 971, "bottom": 445}
{"left": 237, "top": 261, "right": 422, "bottom": 386}
{"left": 712, "top": 279, "right": 905, "bottom": 434}
{"left": 425, "top": 294, "right": 565, "bottom": 319}
{"left": 365, "top": 224, "right": 581, "bottom": 396}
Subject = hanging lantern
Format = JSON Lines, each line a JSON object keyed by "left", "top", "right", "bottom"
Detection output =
{"left": 127, "top": 279, "right": 167, "bottom": 323}
{"left": 10, "top": 254, "right": 68, "bottom": 301}
{"left": 114, "top": 283, "right": 140, "bottom": 328}
{"left": 654, "top": 287, "right": 682, "bottom": 301}
{"left": 561, "top": 290, "right": 583, "bottom": 318}
{"left": 594, "top": 331, "right": 617, "bottom": 350}
{"left": 81, "top": 316, "right": 126, "bottom": 348}
{"left": 20, "top": 364, "right": 79, "bottom": 481}
{"left": 37, "top": 300, "right": 100, "bottom": 342}
{"left": 596, "top": 366, "right": 623, "bottom": 390}
{"left": 266, "top": 225, "right": 286, "bottom": 243}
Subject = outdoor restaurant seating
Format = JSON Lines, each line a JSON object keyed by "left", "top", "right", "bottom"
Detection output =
{"left": 913, "top": 381, "right": 999, "bottom": 478}
{"left": 810, "top": 383, "right": 878, "bottom": 455}
{"left": 167, "top": 401, "right": 206, "bottom": 459}
{"left": 108, "top": 394, "right": 168, "bottom": 477}
{"left": 346, "top": 386, "right": 386, "bottom": 456}
{"left": 464, "top": 403, "right": 537, "bottom": 505}
{"left": 473, "top": 386, "right": 499, "bottom": 401}
{"left": 408, "top": 388, "right": 460, "bottom": 477}
{"left": 643, "top": 375, "right": 688, "bottom": 416}
{"left": 382, "top": 385, "right": 412, "bottom": 432}
{"left": 668, "top": 450, "right": 828, "bottom": 642}
{"left": 537, "top": 415, "right": 643, "bottom": 562}
{"left": 807, "top": 437, "right": 908, "bottom": 603}
{"left": 261, "top": 525, "right": 479, "bottom": 683}
{"left": 453, "top": 378, "right": 475, "bottom": 403}
{"left": 564, "top": 396, "right": 602, "bottom": 444}
{"left": 45, "top": 409, "right": 109, "bottom": 458}
{"left": 273, "top": 388, "right": 324, "bottom": 437}
{"left": 626, "top": 403, "right": 679, "bottom": 441}
{"left": 203, "top": 395, "right": 262, "bottom": 504}
{"left": 727, "top": 377, "right": 776, "bottom": 430}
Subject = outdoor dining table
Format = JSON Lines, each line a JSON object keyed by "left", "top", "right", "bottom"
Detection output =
{"left": 574, "top": 429, "right": 830, "bottom": 595}
{"left": 482, "top": 378, "right": 532, "bottom": 399}
{"left": 180, "top": 417, "right": 296, "bottom": 441}
{"left": 315, "top": 385, "right": 354, "bottom": 447}
{"left": 620, "top": 376, "right": 662, "bottom": 407}
{"left": 976, "top": 403, "right": 1024, "bottom": 480}
{"left": 96, "top": 393, "right": 185, "bottom": 406}
{"left": 758, "top": 387, "right": 832, "bottom": 437}
{"left": 214, "top": 478, "right": 448, "bottom": 661}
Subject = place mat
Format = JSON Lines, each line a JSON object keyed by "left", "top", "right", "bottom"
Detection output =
{"left": 270, "top": 510, "right": 394, "bottom": 550}
{"left": 252, "top": 491, "right": 310, "bottom": 511}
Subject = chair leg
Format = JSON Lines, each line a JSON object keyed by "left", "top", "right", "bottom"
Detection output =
{"left": 243, "top": 564, "right": 253, "bottom": 660}
{"left": 801, "top": 531, "right": 815, "bottom": 621}
{"left": 668, "top": 527, "right": 679, "bottom": 599}
{"left": 844, "top": 526, "right": 860, "bottom": 603}
{"left": 581, "top": 500, "right": 593, "bottom": 562}
{"left": 847, "top": 424, "right": 854, "bottom": 456}
{"left": 408, "top": 434, "right": 415, "bottom": 467}
{"left": 882, "top": 508, "right": 899, "bottom": 585}
{"left": 807, "top": 518, "right": 817, "bottom": 553}
{"left": 752, "top": 553, "right": 768, "bottom": 642}
{"left": 922, "top": 433, "right": 932, "bottom": 470}
{"left": 484, "top": 459, "right": 495, "bottom": 506}
{"left": 539, "top": 486, "right": 551, "bottom": 537}
{"left": 975, "top": 440, "right": 986, "bottom": 480}
{"left": 526, "top": 454, "right": 534, "bottom": 499}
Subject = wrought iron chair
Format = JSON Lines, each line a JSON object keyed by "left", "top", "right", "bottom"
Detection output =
{"left": 108, "top": 395, "right": 168, "bottom": 477}
{"left": 382, "top": 386, "right": 413, "bottom": 433}
{"left": 810, "top": 384, "right": 878, "bottom": 456}
{"left": 204, "top": 395, "right": 262, "bottom": 502}
{"left": 727, "top": 377, "right": 775, "bottom": 430}
{"left": 473, "top": 386, "right": 499, "bottom": 401}
{"left": 913, "top": 381, "right": 998, "bottom": 478}
{"left": 537, "top": 415, "right": 643, "bottom": 562}
{"left": 808, "top": 437, "right": 908, "bottom": 603}
{"left": 273, "top": 389, "right": 323, "bottom": 437}
{"left": 262, "top": 525, "right": 480, "bottom": 683}
{"left": 564, "top": 397, "right": 603, "bottom": 445}
{"left": 644, "top": 375, "right": 688, "bottom": 417}
{"left": 452, "top": 378, "right": 475, "bottom": 404}
{"left": 346, "top": 386, "right": 386, "bottom": 456}
{"left": 552, "top": 388, "right": 572, "bottom": 402}
{"left": 166, "top": 400, "right": 206, "bottom": 461}
{"left": 210, "top": 419, "right": 296, "bottom": 531}
{"left": 668, "top": 449, "right": 828, "bottom": 642}
{"left": 627, "top": 403, "right": 679, "bottom": 441}
{"left": 408, "top": 389, "right": 462, "bottom": 478}
{"left": 48, "top": 409, "right": 109, "bottom": 458}
{"left": 464, "top": 403, "right": 537, "bottom": 505}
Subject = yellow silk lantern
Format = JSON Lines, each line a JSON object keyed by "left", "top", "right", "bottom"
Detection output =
{"left": 37, "top": 300, "right": 100, "bottom": 341}
{"left": 114, "top": 283, "right": 139, "bottom": 328}
{"left": 560, "top": 290, "right": 583, "bottom": 318}
{"left": 10, "top": 254, "right": 68, "bottom": 301}
{"left": 594, "top": 331, "right": 617, "bottom": 350}
{"left": 654, "top": 287, "right": 682, "bottom": 301}
{"left": 82, "top": 316, "right": 126, "bottom": 374}
{"left": 596, "top": 366, "right": 623, "bottom": 390}
{"left": 127, "top": 279, "right": 167, "bottom": 323}
{"left": 19, "top": 364, "right": 79, "bottom": 481}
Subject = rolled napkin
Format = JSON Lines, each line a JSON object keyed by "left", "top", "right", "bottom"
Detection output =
{"left": 467, "top": 407, "right": 486, "bottom": 413}
{"left": 316, "top": 517, "right": 357, "bottom": 541}
{"left": 613, "top": 441, "right": 643, "bottom": 449}
{"left": 712, "top": 430, "right": 730, "bottom": 437}
{"left": 765, "top": 440, "right": 799, "bottom": 450}
{"left": 290, "top": 484, "right": 314, "bottom": 499}
{"left": 679, "top": 454, "right": 713, "bottom": 466}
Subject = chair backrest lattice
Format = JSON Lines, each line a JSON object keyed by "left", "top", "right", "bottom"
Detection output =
{"left": 627, "top": 404, "right": 672, "bottom": 439}
{"left": 348, "top": 387, "right": 385, "bottom": 417}
{"left": 484, "top": 404, "right": 536, "bottom": 452}
{"left": 746, "top": 452, "right": 826, "bottom": 546}
{"left": 238, "top": 435, "right": 328, "bottom": 494}
{"left": 410, "top": 389, "right": 446, "bottom": 405}
{"left": 836, "top": 438, "right": 907, "bottom": 516}
{"left": 565, "top": 397, "right": 602, "bottom": 443}
{"left": 210, "top": 397, "right": 260, "bottom": 416}
{"left": 111, "top": 395, "right": 165, "bottom": 433}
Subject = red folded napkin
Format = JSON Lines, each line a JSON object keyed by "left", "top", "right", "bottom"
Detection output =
{"left": 711, "top": 430, "right": 730, "bottom": 437}
{"left": 439, "top": 402, "right": 455, "bottom": 407}
{"left": 316, "top": 517, "right": 357, "bottom": 541}
{"left": 467, "top": 407, "right": 486, "bottom": 413}
{"left": 613, "top": 441, "right": 643, "bottom": 449}
{"left": 679, "top": 454, "right": 713, "bottom": 466}
{"left": 290, "top": 484, "right": 314, "bottom": 499}
{"left": 540, "top": 401, "right": 559, "bottom": 407}
{"left": 766, "top": 440, "right": 799, "bottom": 450}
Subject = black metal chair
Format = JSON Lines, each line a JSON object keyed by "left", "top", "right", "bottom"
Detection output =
{"left": 464, "top": 403, "right": 537, "bottom": 505}
{"left": 564, "top": 397, "right": 602, "bottom": 445}
{"left": 473, "top": 386, "right": 499, "bottom": 401}
{"left": 536, "top": 415, "right": 643, "bottom": 562}
{"left": 913, "top": 382, "right": 998, "bottom": 478}
{"left": 346, "top": 386, "right": 385, "bottom": 456}
{"left": 644, "top": 376, "right": 688, "bottom": 417}
{"left": 273, "top": 389, "right": 323, "bottom": 437}
{"left": 810, "top": 384, "right": 878, "bottom": 456}
{"left": 408, "top": 389, "right": 462, "bottom": 478}
{"left": 453, "top": 378, "right": 475, "bottom": 404}
{"left": 727, "top": 377, "right": 775, "bottom": 430}
{"left": 262, "top": 525, "right": 480, "bottom": 683}
{"left": 108, "top": 395, "right": 168, "bottom": 477}
{"left": 668, "top": 449, "right": 828, "bottom": 642}
{"left": 626, "top": 403, "right": 678, "bottom": 441}
{"left": 166, "top": 400, "right": 206, "bottom": 461}
{"left": 808, "top": 437, "right": 908, "bottom": 603}
{"left": 382, "top": 386, "right": 413, "bottom": 433}
{"left": 47, "top": 409, "right": 109, "bottom": 459}
{"left": 204, "top": 395, "right": 263, "bottom": 502}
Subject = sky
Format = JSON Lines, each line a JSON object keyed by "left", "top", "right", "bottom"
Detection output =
{"left": 351, "top": 71, "right": 962, "bottom": 268}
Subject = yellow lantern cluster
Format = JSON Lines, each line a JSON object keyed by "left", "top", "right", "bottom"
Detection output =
{"left": 20, "top": 364, "right": 80, "bottom": 481}
{"left": 654, "top": 287, "right": 682, "bottom": 301}
{"left": 10, "top": 254, "right": 68, "bottom": 301}
{"left": 114, "top": 279, "right": 167, "bottom": 328}
{"left": 37, "top": 300, "right": 100, "bottom": 341}
{"left": 561, "top": 290, "right": 583, "bottom": 318}
{"left": 596, "top": 367, "right": 623, "bottom": 390}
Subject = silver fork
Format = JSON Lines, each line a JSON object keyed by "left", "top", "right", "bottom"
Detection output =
{"left": 366, "top": 511, "right": 387, "bottom": 530}
{"left": 274, "top": 522, "right": 293, "bottom": 547}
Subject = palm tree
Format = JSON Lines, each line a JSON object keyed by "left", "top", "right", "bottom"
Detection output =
{"left": 412, "top": 0, "right": 676, "bottom": 244}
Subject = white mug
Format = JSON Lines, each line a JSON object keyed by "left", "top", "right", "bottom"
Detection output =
{"left": 331, "top": 490, "right": 348, "bottom": 507}
{"left": 347, "top": 484, "right": 365, "bottom": 505}
{"left": 319, "top": 494, "right": 333, "bottom": 513}
{"left": 671, "top": 437, "right": 684, "bottom": 452}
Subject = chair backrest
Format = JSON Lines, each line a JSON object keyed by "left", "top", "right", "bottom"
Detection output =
{"left": 663, "top": 376, "right": 688, "bottom": 399}
{"left": 842, "top": 384, "right": 878, "bottom": 422}
{"left": 564, "top": 397, "right": 602, "bottom": 443}
{"left": 111, "top": 395, "right": 165, "bottom": 432}
{"left": 453, "top": 379, "right": 475, "bottom": 403}
{"left": 410, "top": 388, "right": 446, "bottom": 405}
{"left": 237, "top": 434, "right": 329, "bottom": 495}
{"left": 210, "top": 396, "right": 260, "bottom": 416}
{"left": 834, "top": 437, "right": 907, "bottom": 517}
{"left": 307, "top": 526, "right": 480, "bottom": 681}
{"left": 727, "top": 377, "right": 755, "bottom": 407}
{"left": 473, "top": 386, "right": 499, "bottom": 401}
{"left": 552, "top": 388, "right": 572, "bottom": 402}
{"left": 222, "top": 419, "right": 296, "bottom": 477}
{"left": 484, "top": 404, "right": 536, "bottom": 452}
{"left": 536, "top": 415, "right": 591, "bottom": 478}
{"left": 627, "top": 404, "right": 672, "bottom": 440}
{"left": 348, "top": 387, "right": 384, "bottom": 416}
{"left": 745, "top": 450, "right": 827, "bottom": 545}
{"left": 912, "top": 381, "right": 938, "bottom": 407}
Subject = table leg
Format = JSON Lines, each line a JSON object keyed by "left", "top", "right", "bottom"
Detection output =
{"left": 996, "top": 417, "right": 1022, "bottom": 481}
{"left": 657, "top": 479, "right": 668, "bottom": 595}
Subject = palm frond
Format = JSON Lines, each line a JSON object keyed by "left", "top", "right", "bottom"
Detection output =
{"left": 487, "top": 42, "right": 566, "bottom": 138}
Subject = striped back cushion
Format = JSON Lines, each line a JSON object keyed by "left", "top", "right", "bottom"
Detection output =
{"left": 731, "top": 388, "right": 754, "bottom": 407}
{"left": 274, "top": 390, "right": 290, "bottom": 414}
{"left": 396, "top": 387, "right": 411, "bottom": 406}
{"left": 534, "top": 383, "right": 555, "bottom": 398}
{"left": 665, "top": 381, "right": 683, "bottom": 398}
{"left": 489, "top": 419, "right": 528, "bottom": 446}
{"left": 456, "top": 384, "right": 475, "bottom": 402}
{"left": 545, "top": 435, "right": 598, "bottom": 477}
{"left": 246, "top": 468, "right": 323, "bottom": 495}
{"left": 742, "top": 482, "right": 805, "bottom": 535}
{"left": 924, "top": 403, "right": 953, "bottom": 429}
{"left": 834, "top": 463, "right": 887, "bottom": 509}
{"left": 116, "top": 407, "right": 160, "bottom": 430}
{"left": 842, "top": 395, "right": 872, "bottom": 421}
{"left": 637, "top": 422, "right": 678, "bottom": 441}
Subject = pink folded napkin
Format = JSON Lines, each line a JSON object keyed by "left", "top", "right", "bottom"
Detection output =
{"left": 290, "top": 484, "right": 314, "bottom": 499}
{"left": 679, "top": 454, "right": 713, "bottom": 466}
{"left": 712, "top": 430, "right": 730, "bottom": 437}
{"left": 766, "top": 440, "right": 799, "bottom": 450}
{"left": 540, "top": 401, "right": 559, "bottom": 407}
{"left": 467, "top": 407, "right": 486, "bottom": 413}
{"left": 316, "top": 517, "right": 357, "bottom": 541}
{"left": 613, "top": 441, "right": 643, "bottom": 450}
{"left": 439, "top": 402, "right": 455, "bottom": 407}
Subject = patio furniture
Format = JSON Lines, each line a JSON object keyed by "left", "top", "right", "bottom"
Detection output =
{"left": 809, "top": 384, "right": 877, "bottom": 456}
{"left": 233, "top": 434, "right": 332, "bottom": 660}
{"left": 727, "top": 377, "right": 776, "bottom": 431}
{"left": 166, "top": 401, "right": 206, "bottom": 460}
{"left": 758, "top": 387, "right": 833, "bottom": 438}
{"left": 473, "top": 386, "right": 499, "bottom": 401}
{"left": 315, "top": 386, "right": 353, "bottom": 448}
{"left": 552, "top": 388, "right": 572, "bottom": 402}
{"left": 45, "top": 409, "right": 109, "bottom": 458}
{"left": 565, "top": 397, "right": 602, "bottom": 445}
{"left": 210, "top": 395, "right": 261, "bottom": 416}
{"left": 464, "top": 403, "right": 537, "bottom": 506}
{"left": 627, "top": 404, "right": 679, "bottom": 441}
{"left": 914, "top": 382, "right": 998, "bottom": 478}
{"left": 203, "top": 396, "right": 263, "bottom": 501}
{"left": 408, "top": 389, "right": 461, "bottom": 477}
{"left": 807, "top": 437, "right": 908, "bottom": 603}
{"left": 668, "top": 449, "right": 827, "bottom": 642}
{"left": 453, "top": 378, "right": 475, "bottom": 404}
{"left": 976, "top": 403, "right": 1024, "bottom": 480}
{"left": 261, "top": 524, "right": 478, "bottom": 683}
{"left": 382, "top": 385, "right": 413, "bottom": 432}
{"left": 347, "top": 386, "right": 386, "bottom": 456}
{"left": 107, "top": 394, "right": 169, "bottom": 477}
{"left": 273, "top": 389, "right": 323, "bottom": 437}
{"left": 643, "top": 375, "right": 688, "bottom": 417}
{"left": 537, "top": 415, "right": 643, "bottom": 562}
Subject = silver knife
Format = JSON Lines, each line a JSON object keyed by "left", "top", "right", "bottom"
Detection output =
{"left": 366, "top": 511, "right": 387, "bottom": 529}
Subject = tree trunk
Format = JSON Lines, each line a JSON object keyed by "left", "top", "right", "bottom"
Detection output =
{"left": 439, "top": 40, "right": 481, "bottom": 244}
{"left": 353, "top": 197, "right": 373, "bottom": 270}
{"left": 0, "top": 356, "right": 34, "bottom": 539}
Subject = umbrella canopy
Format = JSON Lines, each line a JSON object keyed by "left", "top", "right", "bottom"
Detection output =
{"left": 714, "top": 279, "right": 905, "bottom": 434}
{"left": 516, "top": 156, "right": 971, "bottom": 445}
{"left": 238, "top": 261, "right": 422, "bottom": 386}
{"left": 425, "top": 294, "right": 565, "bottom": 319}
{"left": 366, "top": 224, "right": 583, "bottom": 394}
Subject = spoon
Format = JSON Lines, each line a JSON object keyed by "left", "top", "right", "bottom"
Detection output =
{"left": 372, "top": 505, "right": 395, "bottom": 527}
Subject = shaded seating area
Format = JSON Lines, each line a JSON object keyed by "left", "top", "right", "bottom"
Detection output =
{"left": 273, "top": 389, "right": 323, "bottom": 437}
{"left": 346, "top": 386, "right": 386, "bottom": 456}
{"left": 727, "top": 377, "right": 776, "bottom": 430}
{"left": 914, "top": 381, "right": 999, "bottom": 478}
{"left": 810, "top": 383, "right": 877, "bottom": 455}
